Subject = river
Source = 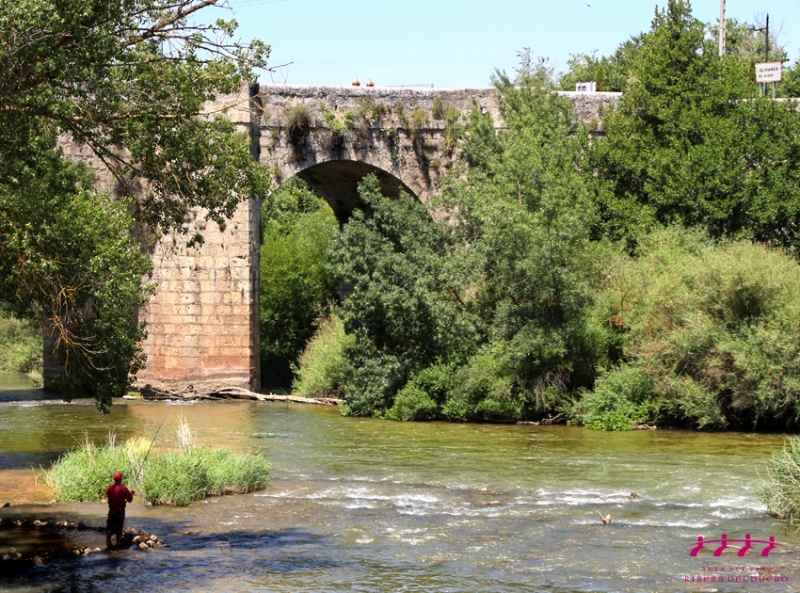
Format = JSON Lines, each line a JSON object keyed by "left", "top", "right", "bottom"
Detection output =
{"left": 1, "top": 373, "right": 798, "bottom": 592}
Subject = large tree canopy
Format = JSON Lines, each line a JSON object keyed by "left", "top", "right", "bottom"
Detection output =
{"left": 0, "top": 0, "right": 271, "bottom": 409}
{"left": 590, "top": 0, "right": 800, "bottom": 251}
{"left": 0, "top": 0, "right": 270, "bottom": 232}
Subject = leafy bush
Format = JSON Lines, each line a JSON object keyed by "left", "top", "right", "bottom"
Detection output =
{"left": 384, "top": 363, "right": 454, "bottom": 420}
{"left": 292, "top": 311, "right": 353, "bottom": 398}
{"left": 0, "top": 308, "right": 42, "bottom": 375}
{"left": 574, "top": 366, "right": 653, "bottom": 430}
{"left": 590, "top": 226, "right": 800, "bottom": 429}
{"left": 759, "top": 438, "right": 800, "bottom": 524}
{"left": 442, "top": 352, "right": 518, "bottom": 421}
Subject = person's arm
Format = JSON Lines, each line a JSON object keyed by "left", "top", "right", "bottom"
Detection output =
{"left": 126, "top": 487, "right": 134, "bottom": 503}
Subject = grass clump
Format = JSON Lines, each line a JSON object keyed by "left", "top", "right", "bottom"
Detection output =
{"left": 292, "top": 310, "right": 353, "bottom": 398}
{"left": 432, "top": 97, "right": 444, "bottom": 119}
{"left": 285, "top": 104, "right": 312, "bottom": 146}
{"left": 759, "top": 438, "right": 800, "bottom": 524}
{"left": 44, "top": 420, "right": 270, "bottom": 506}
{"left": 44, "top": 432, "right": 146, "bottom": 502}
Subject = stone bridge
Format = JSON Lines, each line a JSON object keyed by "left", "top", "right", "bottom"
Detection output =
{"left": 50, "top": 84, "right": 620, "bottom": 397}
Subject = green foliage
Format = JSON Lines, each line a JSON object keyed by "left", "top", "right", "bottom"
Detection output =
{"left": 590, "top": 0, "right": 800, "bottom": 251}
{"left": 759, "top": 438, "right": 800, "bottom": 523}
{"left": 0, "top": 307, "right": 42, "bottom": 375}
{"left": 44, "top": 432, "right": 270, "bottom": 506}
{"left": 292, "top": 310, "right": 353, "bottom": 398}
{"left": 410, "top": 107, "right": 428, "bottom": 142}
{"left": 444, "top": 66, "right": 606, "bottom": 419}
{"left": 590, "top": 226, "right": 800, "bottom": 429}
{"left": 0, "top": 0, "right": 270, "bottom": 234}
{"left": 442, "top": 351, "right": 519, "bottom": 421}
{"left": 44, "top": 435, "right": 147, "bottom": 503}
{"left": 144, "top": 448, "right": 270, "bottom": 506}
{"left": 411, "top": 107, "right": 428, "bottom": 128}
{"left": 332, "top": 69, "right": 607, "bottom": 422}
{"left": 780, "top": 60, "right": 800, "bottom": 98}
{"left": 574, "top": 366, "right": 654, "bottom": 431}
{"left": 0, "top": 149, "right": 153, "bottom": 410}
{"left": 330, "top": 176, "right": 480, "bottom": 416}
{"left": 432, "top": 97, "right": 444, "bottom": 119}
{"left": 385, "top": 363, "right": 454, "bottom": 421}
{"left": 557, "top": 37, "right": 643, "bottom": 92}
{"left": 260, "top": 179, "right": 338, "bottom": 389}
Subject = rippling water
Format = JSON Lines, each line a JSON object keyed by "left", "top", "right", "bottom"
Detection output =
{"left": 1, "top": 373, "right": 799, "bottom": 592}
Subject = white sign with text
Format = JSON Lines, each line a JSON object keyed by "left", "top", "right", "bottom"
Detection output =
{"left": 755, "top": 62, "right": 783, "bottom": 83}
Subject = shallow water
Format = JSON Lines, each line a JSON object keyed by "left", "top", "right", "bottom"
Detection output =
{"left": 1, "top": 373, "right": 799, "bottom": 592}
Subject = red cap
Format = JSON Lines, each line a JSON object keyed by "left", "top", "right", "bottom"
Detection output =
{"left": 113, "top": 472, "right": 123, "bottom": 482}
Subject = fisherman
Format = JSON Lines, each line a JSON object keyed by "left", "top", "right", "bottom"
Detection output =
{"left": 105, "top": 471, "right": 134, "bottom": 549}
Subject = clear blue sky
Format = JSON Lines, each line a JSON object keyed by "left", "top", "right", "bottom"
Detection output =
{"left": 214, "top": 0, "right": 800, "bottom": 88}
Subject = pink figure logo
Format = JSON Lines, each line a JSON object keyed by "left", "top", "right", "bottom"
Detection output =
{"left": 689, "top": 534, "right": 782, "bottom": 557}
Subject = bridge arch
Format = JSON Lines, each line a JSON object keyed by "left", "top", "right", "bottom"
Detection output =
{"left": 287, "top": 160, "right": 417, "bottom": 221}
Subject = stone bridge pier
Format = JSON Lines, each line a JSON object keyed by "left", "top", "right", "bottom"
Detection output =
{"left": 51, "top": 84, "right": 620, "bottom": 397}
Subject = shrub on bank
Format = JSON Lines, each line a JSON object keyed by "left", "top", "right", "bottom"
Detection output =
{"left": 759, "top": 438, "right": 800, "bottom": 523}
{"left": 44, "top": 431, "right": 270, "bottom": 506}
{"left": 292, "top": 311, "right": 353, "bottom": 398}
{"left": 584, "top": 227, "right": 800, "bottom": 430}
{"left": 0, "top": 309, "right": 42, "bottom": 376}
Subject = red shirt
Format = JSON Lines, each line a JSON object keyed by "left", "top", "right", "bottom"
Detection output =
{"left": 105, "top": 482, "right": 133, "bottom": 511}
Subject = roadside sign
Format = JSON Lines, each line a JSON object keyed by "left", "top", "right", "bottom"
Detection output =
{"left": 755, "top": 62, "right": 782, "bottom": 83}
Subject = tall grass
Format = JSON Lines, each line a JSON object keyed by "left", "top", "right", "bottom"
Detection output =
{"left": 759, "top": 438, "right": 800, "bottom": 524}
{"left": 292, "top": 311, "right": 353, "bottom": 398}
{"left": 44, "top": 424, "right": 270, "bottom": 506}
{"left": 43, "top": 432, "right": 147, "bottom": 502}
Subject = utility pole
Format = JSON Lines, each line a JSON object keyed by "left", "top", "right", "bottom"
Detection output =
{"left": 719, "top": 0, "right": 726, "bottom": 56}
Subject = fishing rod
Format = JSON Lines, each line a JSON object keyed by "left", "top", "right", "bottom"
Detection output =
{"left": 132, "top": 410, "right": 169, "bottom": 497}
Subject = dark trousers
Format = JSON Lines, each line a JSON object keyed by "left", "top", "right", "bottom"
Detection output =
{"left": 106, "top": 509, "right": 125, "bottom": 536}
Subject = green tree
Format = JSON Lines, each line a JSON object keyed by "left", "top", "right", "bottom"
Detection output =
{"left": 330, "top": 176, "right": 479, "bottom": 417}
{"left": 591, "top": 0, "right": 800, "bottom": 251}
{"left": 327, "top": 63, "right": 608, "bottom": 422}
{"left": 0, "top": 1, "right": 271, "bottom": 409}
{"left": 259, "top": 179, "right": 338, "bottom": 389}
{"left": 0, "top": 149, "right": 152, "bottom": 410}
{"left": 0, "top": 0, "right": 269, "bottom": 233}
{"left": 443, "top": 66, "right": 605, "bottom": 420}
{"left": 557, "top": 37, "right": 643, "bottom": 92}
